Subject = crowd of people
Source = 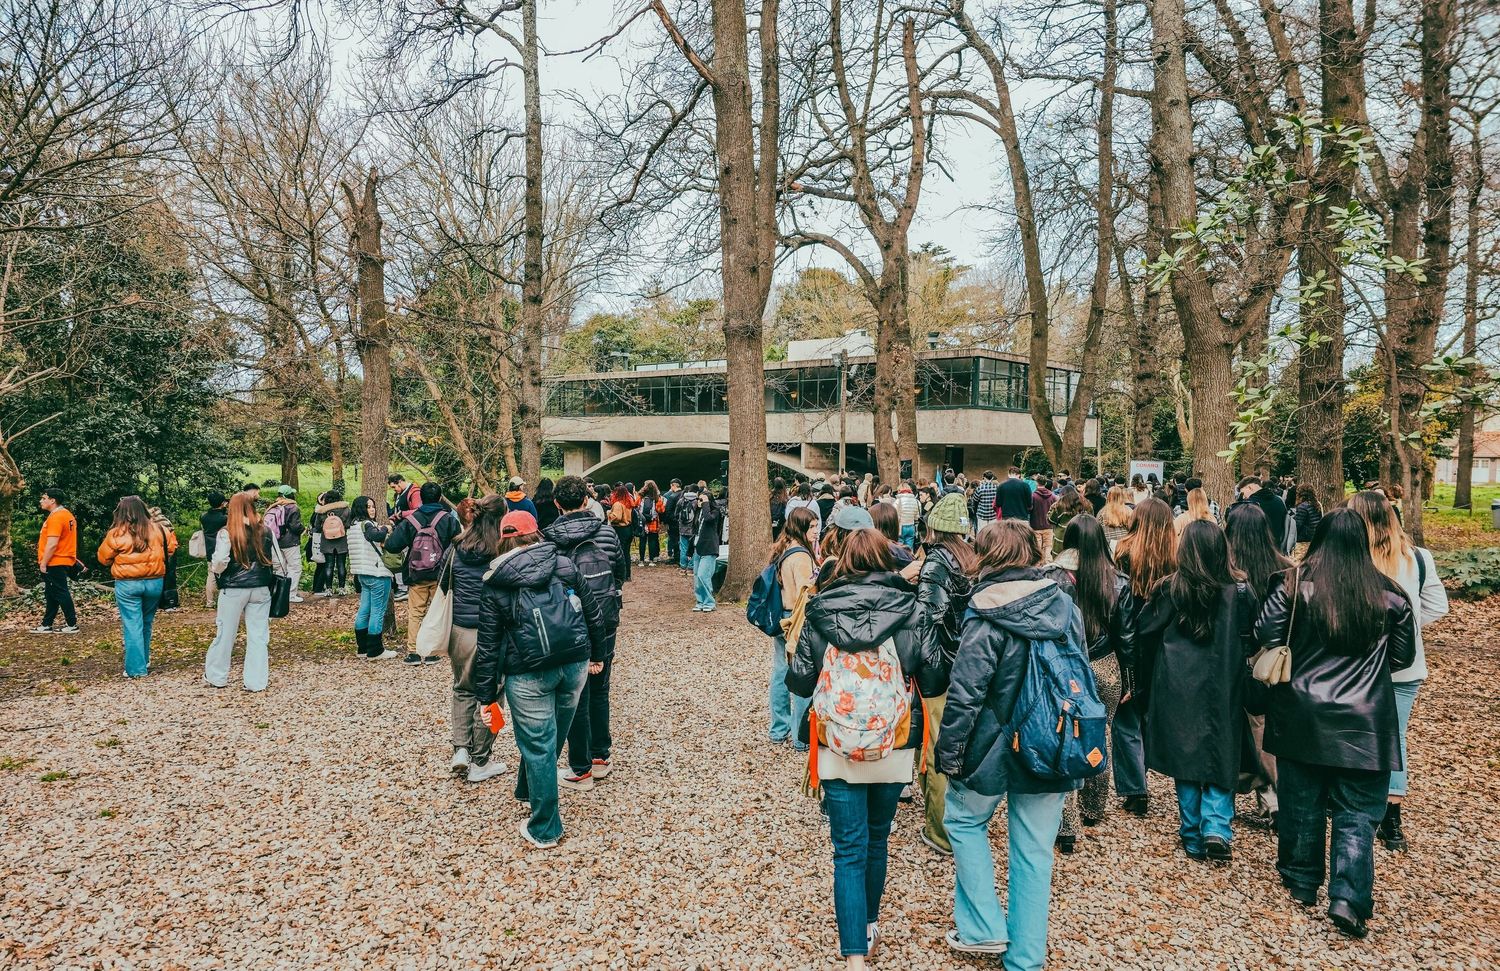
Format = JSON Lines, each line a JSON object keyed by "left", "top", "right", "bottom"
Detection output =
{"left": 756, "top": 465, "right": 1447, "bottom": 967}
{"left": 25, "top": 460, "right": 1449, "bottom": 964}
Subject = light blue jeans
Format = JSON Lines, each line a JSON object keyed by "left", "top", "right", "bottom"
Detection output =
{"left": 355, "top": 575, "right": 392, "bottom": 635}
{"left": 693, "top": 553, "right": 717, "bottom": 609}
{"left": 1175, "top": 781, "right": 1234, "bottom": 853}
{"left": 1390, "top": 679, "right": 1423, "bottom": 797}
{"left": 944, "top": 780, "right": 1066, "bottom": 971}
{"left": 507, "top": 661, "right": 589, "bottom": 843}
{"left": 115, "top": 577, "right": 164, "bottom": 677}
{"left": 769, "top": 635, "right": 812, "bottom": 743}
{"left": 205, "top": 586, "right": 271, "bottom": 691}
{"left": 678, "top": 536, "right": 692, "bottom": 569}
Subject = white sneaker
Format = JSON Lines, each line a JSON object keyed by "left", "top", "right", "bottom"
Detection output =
{"left": 558, "top": 768, "right": 595, "bottom": 791}
{"left": 289, "top": 595, "right": 305, "bottom": 603}
{"left": 451, "top": 747, "right": 470, "bottom": 775}
{"left": 373, "top": 650, "right": 398, "bottom": 660}
{"left": 28, "top": 625, "right": 55, "bottom": 634}
{"left": 466, "top": 759, "right": 508, "bottom": 783}
{"left": 518, "top": 820, "right": 559, "bottom": 849}
{"left": 590, "top": 758, "right": 612, "bottom": 779}
{"left": 314, "top": 591, "right": 333, "bottom": 598}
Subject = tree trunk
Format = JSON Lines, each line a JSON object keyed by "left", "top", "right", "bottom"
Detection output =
{"left": 516, "top": 0, "right": 546, "bottom": 487}
{"left": 1295, "top": 0, "right": 1358, "bottom": 510}
{"left": 872, "top": 284, "right": 902, "bottom": 485}
{"left": 1454, "top": 113, "right": 1483, "bottom": 510}
{"left": 0, "top": 445, "right": 23, "bottom": 595}
{"left": 330, "top": 333, "right": 347, "bottom": 491}
{"left": 1148, "top": 0, "right": 1236, "bottom": 503}
{"left": 279, "top": 416, "right": 300, "bottom": 488}
{"left": 345, "top": 169, "right": 392, "bottom": 521}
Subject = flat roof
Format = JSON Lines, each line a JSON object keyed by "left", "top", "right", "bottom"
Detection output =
{"left": 547, "top": 345, "right": 1081, "bottom": 382}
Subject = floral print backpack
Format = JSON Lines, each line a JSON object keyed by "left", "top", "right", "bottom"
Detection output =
{"left": 811, "top": 639, "right": 912, "bottom": 763}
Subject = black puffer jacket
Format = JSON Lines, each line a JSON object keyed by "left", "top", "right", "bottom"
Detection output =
{"left": 786, "top": 571, "right": 948, "bottom": 749}
{"left": 916, "top": 545, "right": 972, "bottom": 665}
{"left": 1254, "top": 571, "right": 1416, "bottom": 771}
{"left": 545, "top": 511, "right": 629, "bottom": 644}
{"left": 936, "top": 568, "right": 1084, "bottom": 797}
{"left": 1042, "top": 551, "right": 1137, "bottom": 669}
{"left": 1136, "top": 582, "right": 1257, "bottom": 791}
{"left": 472, "top": 542, "right": 607, "bottom": 706}
{"left": 449, "top": 545, "right": 491, "bottom": 630}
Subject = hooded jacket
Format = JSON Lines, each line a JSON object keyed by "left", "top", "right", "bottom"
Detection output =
{"left": 98, "top": 526, "right": 178, "bottom": 580}
{"left": 785, "top": 571, "right": 948, "bottom": 749}
{"left": 1254, "top": 571, "right": 1416, "bottom": 771}
{"left": 504, "top": 491, "right": 538, "bottom": 517}
{"left": 1136, "top": 582, "right": 1257, "bottom": 791}
{"left": 449, "top": 544, "right": 492, "bottom": 630}
{"left": 545, "top": 510, "right": 629, "bottom": 650}
{"left": 472, "top": 542, "right": 608, "bottom": 705}
{"left": 935, "top": 568, "right": 1085, "bottom": 797}
{"left": 1042, "top": 550, "right": 1137, "bottom": 669}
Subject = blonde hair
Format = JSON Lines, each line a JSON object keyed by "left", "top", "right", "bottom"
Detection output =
{"left": 1098, "top": 485, "right": 1133, "bottom": 528}
{"left": 1186, "top": 488, "right": 1213, "bottom": 522}
{"left": 1347, "top": 490, "right": 1412, "bottom": 580}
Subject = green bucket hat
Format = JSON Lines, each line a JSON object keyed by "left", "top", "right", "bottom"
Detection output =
{"left": 926, "top": 492, "right": 970, "bottom": 534}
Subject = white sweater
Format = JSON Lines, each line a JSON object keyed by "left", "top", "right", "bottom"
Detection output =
{"left": 1392, "top": 547, "right": 1449, "bottom": 683}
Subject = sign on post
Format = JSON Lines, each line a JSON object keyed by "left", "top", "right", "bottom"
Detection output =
{"left": 1128, "top": 460, "right": 1166, "bottom": 487}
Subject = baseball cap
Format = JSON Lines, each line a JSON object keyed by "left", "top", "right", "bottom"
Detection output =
{"left": 276, "top": 484, "right": 296, "bottom": 497}
{"left": 500, "top": 510, "right": 538, "bottom": 536}
{"left": 829, "top": 505, "right": 875, "bottom": 531}
{"left": 508, "top": 476, "right": 526, "bottom": 490}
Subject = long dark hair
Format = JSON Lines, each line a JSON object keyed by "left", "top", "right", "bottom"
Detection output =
{"left": 869, "top": 501, "right": 901, "bottom": 543}
{"left": 534, "top": 477, "right": 555, "bottom": 506}
{"left": 770, "top": 506, "right": 817, "bottom": 562}
{"left": 1168, "top": 521, "right": 1243, "bottom": 641}
{"left": 110, "top": 495, "right": 154, "bottom": 552}
{"left": 1061, "top": 514, "right": 1118, "bottom": 642}
{"left": 927, "top": 531, "right": 978, "bottom": 577}
{"left": 770, "top": 476, "right": 788, "bottom": 505}
{"left": 1299, "top": 509, "right": 1392, "bottom": 653}
{"left": 458, "top": 494, "right": 506, "bottom": 556}
{"left": 351, "top": 496, "right": 378, "bottom": 522}
{"left": 824, "top": 528, "right": 897, "bottom": 584}
{"left": 1053, "top": 485, "right": 1089, "bottom": 519}
{"left": 1224, "top": 502, "right": 1290, "bottom": 600}
{"left": 975, "top": 520, "right": 1041, "bottom": 576}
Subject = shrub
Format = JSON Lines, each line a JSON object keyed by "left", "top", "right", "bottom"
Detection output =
{"left": 1432, "top": 547, "right": 1500, "bottom": 599}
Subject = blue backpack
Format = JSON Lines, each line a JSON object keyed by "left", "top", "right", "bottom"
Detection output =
{"left": 1005, "top": 632, "right": 1109, "bottom": 781}
{"left": 745, "top": 546, "right": 809, "bottom": 637}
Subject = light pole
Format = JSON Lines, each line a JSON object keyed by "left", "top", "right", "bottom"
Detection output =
{"left": 837, "top": 349, "right": 848, "bottom": 474}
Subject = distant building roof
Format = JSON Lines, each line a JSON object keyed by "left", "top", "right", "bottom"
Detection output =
{"left": 1474, "top": 431, "right": 1500, "bottom": 458}
{"left": 785, "top": 330, "right": 874, "bottom": 363}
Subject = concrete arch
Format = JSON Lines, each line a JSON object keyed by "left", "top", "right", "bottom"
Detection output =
{"left": 584, "top": 442, "right": 805, "bottom": 487}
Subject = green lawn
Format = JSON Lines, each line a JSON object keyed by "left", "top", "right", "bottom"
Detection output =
{"left": 1418, "top": 482, "right": 1500, "bottom": 551}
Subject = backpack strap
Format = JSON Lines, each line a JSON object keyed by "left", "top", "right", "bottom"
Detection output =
{"left": 1416, "top": 548, "right": 1427, "bottom": 589}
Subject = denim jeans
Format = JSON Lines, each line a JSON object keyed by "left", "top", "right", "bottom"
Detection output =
{"left": 678, "top": 536, "right": 691, "bottom": 569}
{"left": 204, "top": 586, "right": 272, "bottom": 691}
{"left": 1111, "top": 697, "right": 1147, "bottom": 797}
{"left": 1389, "top": 679, "right": 1422, "bottom": 797}
{"left": 900, "top": 524, "right": 917, "bottom": 549}
{"left": 355, "top": 575, "right": 392, "bottom": 636}
{"left": 944, "top": 780, "right": 1066, "bottom": 971}
{"left": 567, "top": 654, "right": 614, "bottom": 775}
{"left": 769, "top": 635, "right": 795, "bottom": 741}
{"left": 115, "top": 577, "right": 164, "bottom": 677}
{"left": 507, "top": 661, "right": 589, "bottom": 843}
{"left": 692, "top": 553, "right": 717, "bottom": 609}
{"left": 1175, "top": 781, "right": 1234, "bottom": 853}
{"left": 1276, "top": 758, "right": 1389, "bottom": 919}
{"left": 821, "top": 778, "right": 903, "bottom": 957}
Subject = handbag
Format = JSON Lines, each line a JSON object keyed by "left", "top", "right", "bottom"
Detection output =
{"left": 188, "top": 529, "right": 207, "bottom": 559}
{"left": 415, "top": 551, "right": 455, "bottom": 658}
{"left": 1250, "top": 568, "right": 1298, "bottom": 686}
{"left": 269, "top": 575, "right": 293, "bottom": 619}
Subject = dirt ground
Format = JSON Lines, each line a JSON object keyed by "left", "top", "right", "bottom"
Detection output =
{"left": 1, "top": 568, "right": 1497, "bottom": 969}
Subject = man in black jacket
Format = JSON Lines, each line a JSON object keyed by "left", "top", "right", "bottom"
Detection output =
{"left": 385, "top": 482, "right": 462, "bottom": 666}
{"left": 545, "top": 475, "right": 630, "bottom": 790}
{"left": 996, "top": 466, "right": 1032, "bottom": 521}
{"left": 1229, "top": 476, "right": 1289, "bottom": 548}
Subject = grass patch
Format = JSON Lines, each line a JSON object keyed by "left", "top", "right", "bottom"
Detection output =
{"left": 255, "top": 722, "right": 270, "bottom": 730}
{"left": 1, "top": 756, "right": 35, "bottom": 771}
{"left": 40, "top": 770, "right": 72, "bottom": 782}
{"left": 95, "top": 736, "right": 122, "bottom": 749}
{"left": 97, "top": 808, "right": 116, "bottom": 819}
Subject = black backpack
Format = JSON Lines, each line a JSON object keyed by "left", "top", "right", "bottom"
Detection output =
{"left": 505, "top": 576, "right": 588, "bottom": 669}
{"left": 567, "top": 535, "right": 623, "bottom": 627}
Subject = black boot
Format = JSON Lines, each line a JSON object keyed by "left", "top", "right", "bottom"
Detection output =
{"left": 1327, "top": 899, "right": 1368, "bottom": 939}
{"left": 354, "top": 628, "right": 369, "bottom": 657}
{"left": 1376, "top": 802, "right": 1407, "bottom": 851}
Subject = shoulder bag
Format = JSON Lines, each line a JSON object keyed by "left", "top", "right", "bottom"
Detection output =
{"left": 1251, "top": 568, "right": 1298, "bottom": 686}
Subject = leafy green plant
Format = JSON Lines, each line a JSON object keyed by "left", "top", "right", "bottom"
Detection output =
{"left": 95, "top": 737, "right": 121, "bottom": 749}
{"left": 97, "top": 808, "right": 117, "bottom": 819}
{"left": 40, "top": 770, "right": 72, "bottom": 783}
{"left": 1433, "top": 547, "right": 1500, "bottom": 599}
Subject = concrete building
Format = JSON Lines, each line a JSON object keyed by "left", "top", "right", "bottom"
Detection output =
{"left": 544, "top": 340, "right": 1097, "bottom": 485}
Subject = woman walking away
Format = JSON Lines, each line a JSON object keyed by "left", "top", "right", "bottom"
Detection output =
{"left": 766, "top": 507, "right": 817, "bottom": 745}
{"left": 638, "top": 480, "right": 663, "bottom": 565}
{"left": 347, "top": 496, "right": 397, "bottom": 660}
{"left": 533, "top": 477, "right": 559, "bottom": 532}
{"left": 1083, "top": 478, "right": 1106, "bottom": 515}
{"left": 1292, "top": 486, "right": 1322, "bottom": 550}
{"left": 97, "top": 496, "right": 177, "bottom": 679}
{"left": 1097, "top": 485, "right": 1133, "bottom": 551}
{"left": 311, "top": 490, "right": 352, "bottom": 596}
{"left": 1225, "top": 502, "right": 1292, "bottom": 828}
{"left": 1255, "top": 510, "right": 1415, "bottom": 938}
{"left": 936, "top": 520, "right": 1081, "bottom": 965}
{"left": 770, "top": 477, "right": 789, "bottom": 542}
{"left": 1137, "top": 521, "right": 1256, "bottom": 864}
{"left": 1112, "top": 496, "right": 1176, "bottom": 816}
{"left": 907, "top": 491, "right": 976, "bottom": 857}
{"left": 205, "top": 493, "right": 276, "bottom": 691}
{"left": 448, "top": 495, "right": 508, "bottom": 783}
{"left": 472, "top": 511, "right": 609, "bottom": 849}
{"left": 1346, "top": 491, "right": 1448, "bottom": 852}
{"left": 607, "top": 484, "right": 635, "bottom": 580}
{"left": 1173, "top": 488, "right": 1216, "bottom": 537}
{"left": 1045, "top": 515, "right": 1133, "bottom": 853}
{"left": 786, "top": 527, "right": 947, "bottom": 969}
{"left": 1047, "top": 485, "right": 1088, "bottom": 555}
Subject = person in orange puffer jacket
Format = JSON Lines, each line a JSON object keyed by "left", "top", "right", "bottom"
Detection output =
{"left": 97, "top": 495, "right": 178, "bottom": 678}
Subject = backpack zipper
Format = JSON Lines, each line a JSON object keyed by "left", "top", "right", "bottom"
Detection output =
{"left": 534, "top": 607, "right": 549, "bottom": 655}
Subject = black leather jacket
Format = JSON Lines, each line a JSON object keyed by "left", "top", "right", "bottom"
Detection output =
{"left": 1254, "top": 570, "right": 1416, "bottom": 772}
{"left": 786, "top": 571, "right": 948, "bottom": 748}
{"left": 916, "top": 546, "right": 972, "bottom": 665}
{"left": 215, "top": 531, "right": 275, "bottom": 590}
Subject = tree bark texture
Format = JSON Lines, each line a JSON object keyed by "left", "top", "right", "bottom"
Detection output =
{"left": 345, "top": 169, "right": 392, "bottom": 521}
{"left": 516, "top": 0, "right": 546, "bottom": 487}
{"left": 1454, "top": 114, "right": 1483, "bottom": 510}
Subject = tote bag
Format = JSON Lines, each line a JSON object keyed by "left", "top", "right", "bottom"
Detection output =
{"left": 415, "top": 551, "right": 454, "bottom": 657}
{"left": 269, "top": 575, "right": 293, "bottom": 619}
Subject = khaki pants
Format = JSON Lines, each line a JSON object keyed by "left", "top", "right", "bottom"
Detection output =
{"left": 449, "top": 625, "right": 495, "bottom": 763}
{"left": 920, "top": 692, "right": 950, "bottom": 851}
{"left": 205, "top": 569, "right": 218, "bottom": 609}
{"left": 406, "top": 581, "right": 438, "bottom": 651}
{"left": 1034, "top": 527, "right": 1054, "bottom": 563}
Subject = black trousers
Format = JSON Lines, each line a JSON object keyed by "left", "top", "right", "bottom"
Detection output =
{"left": 1277, "top": 758, "right": 1389, "bottom": 918}
{"left": 638, "top": 532, "right": 660, "bottom": 562}
{"left": 41, "top": 567, "right": 77, "bottom": 627}
{"left": 326, "top": 551, "right": 348, "bottom": 590}
{"left": 567, "top": 651, "right": 615, "bottom": 774}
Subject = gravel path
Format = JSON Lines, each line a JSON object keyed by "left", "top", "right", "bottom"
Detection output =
{"left": 2, "top": 569, "right": 1496, "bottom": 969}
